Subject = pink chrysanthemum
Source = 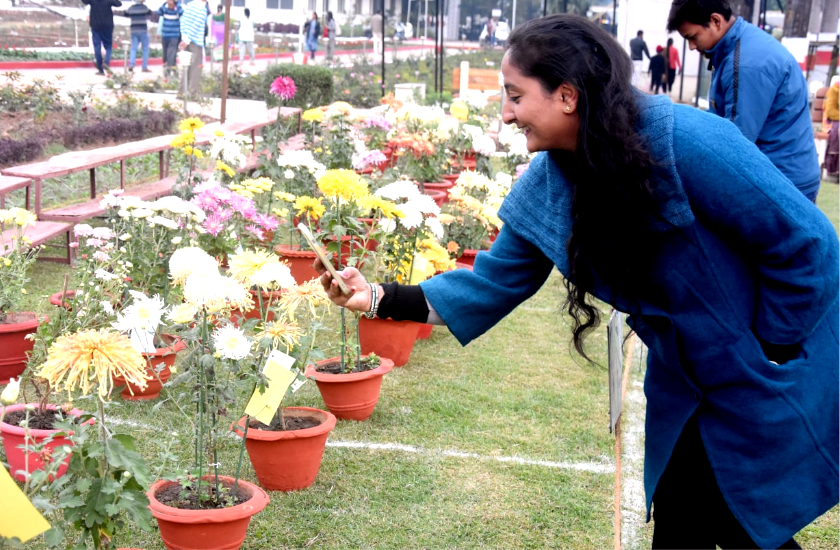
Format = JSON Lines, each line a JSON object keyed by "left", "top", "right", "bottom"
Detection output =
{"left": 270, "top": 76, "right": 297, "bottom": 102}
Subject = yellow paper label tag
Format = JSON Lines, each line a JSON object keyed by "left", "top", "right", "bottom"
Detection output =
{"left": 0, "top": 462, "right": 51, "bottom": 542}
{"left": 408, "top": 255, "right": 431, "bottom": 285}
{"left": 244, "top": 350, "right": 297, "bottom": 425}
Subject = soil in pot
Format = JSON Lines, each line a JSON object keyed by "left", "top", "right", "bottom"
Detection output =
{"left": 249, "top": 414, "right": 320, "bottom": 431}
{"left": 2, "top": 407, "right": 81, "bottom": 430}
{"left": 314, "top": 356, "right": 381, "bottom": 375}
{"left": 154, "top": 478, "right": 251, "bottom": 510}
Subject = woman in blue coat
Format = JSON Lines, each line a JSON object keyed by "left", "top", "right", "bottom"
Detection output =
{"left": 318, "top": 14, "right": 838, "bottom": 549}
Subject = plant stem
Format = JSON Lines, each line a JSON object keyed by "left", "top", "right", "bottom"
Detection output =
{"left": 97, "top": 398, "right": 108, "bottom": 477}
{"left": 232, "top": 414, "right": 250, "bottom": 499}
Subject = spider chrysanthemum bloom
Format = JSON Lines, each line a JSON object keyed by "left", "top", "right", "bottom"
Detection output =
{"left": 279, "top": 279, "right": 329, "bottom": 321}
{"left": 251, "top": 263, "right": 296, "bottom": 290}
{"left": 257, "top": 320, "right": 303, "bottom": 350}
{"left": 36, "top": 330, "right": 150, "bottom": 400}
{"left": 317, "top": 169, "right": 369, "bottom": 202}
{"left": 228, "top": 249, "right": 279, "bottom": 285}
{"left": 213, "top": 325, "right": 252, "bottom": 360}
{"left": 269, "top": 76, "right": 297, "bottom": 102}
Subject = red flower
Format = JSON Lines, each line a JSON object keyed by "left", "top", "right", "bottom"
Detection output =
{"left": 269, "top": 76, "right": 297, "bottom": 102}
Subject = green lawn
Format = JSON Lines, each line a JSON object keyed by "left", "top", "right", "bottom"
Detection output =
{"left": 9, "top": 183, "right": 840, "bottom": 550}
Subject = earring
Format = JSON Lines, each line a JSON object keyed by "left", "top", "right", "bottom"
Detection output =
{"left": 565, "top": 106, "right": 571, "bottom": 112}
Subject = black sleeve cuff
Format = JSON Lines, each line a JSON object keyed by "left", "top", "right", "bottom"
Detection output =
{"left": 376, "top": 283, "right": 429, "bottom": 323}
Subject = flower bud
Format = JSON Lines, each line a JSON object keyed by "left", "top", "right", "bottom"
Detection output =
{"left": 1, "top": 377, "right": 20, "bottom": 405}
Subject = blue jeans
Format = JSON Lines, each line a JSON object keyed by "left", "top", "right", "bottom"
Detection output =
{"left": 91, "top": 28, "right": 113, "bottom": 72}
{"left": 129, "top": 32, "right": 150, "bottom": 70}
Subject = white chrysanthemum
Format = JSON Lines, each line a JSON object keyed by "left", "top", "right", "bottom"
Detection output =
{"left": 148, "top": 215, "right": 180, "bottom": 230}
{"left": 168, "top": 302, "right": 199, "bottom": 324}
{"left": 170, "top": 247, "right": 219, "bottom": 285}
{"left": 112, "top": 291, "right": 167, "bottom": 333}
{"left": 455, "top": 170, "right": 492, "bottom": 190}
{"left": 183, "top": 271, "right": 230, "bottom": 311}
{"left": 472, "top": 135, "right": 497, "bottom": 157}
{"left": 464, "top": 91, "right": 489, "bottom": 110}
{"left": 212, "top": 325, "right": 252, "bottom": 360}
{"left": 251, "top": 262, "right": 296, "bottom": 290}
{"left": 407, "top": 193, "right": 440, "bottom": 216}
{"left": 495, "top": 172, "right": 513, "bottom": 188}
{"left": 210, "top": 132, "right": 251, "bottom": 168}
{"left": 396, "top": 202, "right": 423, "bottom": 230}
{"left": 375, "top": 180, "right": 421, "bottom": 201}
{"left": 152, "top": 196, "right": 193, "bottom": 215}
{"left": 132, "top": 208, "right": 154, "bottom": 219}
{"left": 497, "top": 123, "right": 518, "bottom": 147}
{"left": 507, "top": 134, "right": 529, "bottom": 158}
{"left": 435, "top": 118, "right": 460, "bottom": 140}
{"left": 462, "top": 124, "right": 484, "bottom": 141}
{"left": 424, "top": 217, "right": 444, "bottom": 240}
{"left": 94, "top": 268, "right": 118, "bottom": 281}
{"left": 284, "top": 169, "right": 295, "bottom": 179}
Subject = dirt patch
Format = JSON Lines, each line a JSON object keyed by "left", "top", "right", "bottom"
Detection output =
{"left": 2, "top": 407, "right": 80, "bottom": 430}
{"left": 154, "top": 477, "right": 252, "bottom": 510}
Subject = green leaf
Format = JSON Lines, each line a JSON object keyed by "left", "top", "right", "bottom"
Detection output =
{"left": 75, "top": 478, "right": 92, "bottom": 492}
{"left": 104, "top": 503, "right": 120, "bottom": 516}
{"left": 43, "top": 527, "right": 64, "bottom": 548}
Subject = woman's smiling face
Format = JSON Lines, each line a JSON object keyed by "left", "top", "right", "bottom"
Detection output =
{"left": 501, "top": 53, "right": 579, "bottom": 153}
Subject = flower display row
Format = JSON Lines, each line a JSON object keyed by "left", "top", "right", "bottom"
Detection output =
{"left": 0, "top": 77, "right": 535, "bottom": 549}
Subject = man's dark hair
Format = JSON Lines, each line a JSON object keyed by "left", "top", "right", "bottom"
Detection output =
{"left": 244, "top": 7, "right": 250, "bottom": 17}
{"left": 666, "top": 0, "right": 732, "bottom": 31}
{"left": 637, "top": 30, "right": 644, "bottom": 36}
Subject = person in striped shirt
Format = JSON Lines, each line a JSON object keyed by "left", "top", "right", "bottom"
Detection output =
{"left": 157, "top": 0, "right": 183, "bottom": 78}
{"left": 179, "top": 0, "right": 208, "bottom": 94}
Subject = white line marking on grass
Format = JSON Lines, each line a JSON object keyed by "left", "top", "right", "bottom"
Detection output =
{"left": 109, "top": 418, "right": 613, "bottom": 474}
{"left": 621, "top": 339, "right": 648, "bottom": 550}
{"left": 327, "top": 440, "right": 614, "bottom": 474}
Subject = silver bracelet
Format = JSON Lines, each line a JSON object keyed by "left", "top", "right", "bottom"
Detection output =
{"left": 364, "top": 282, "right": 379, "bottom": 319}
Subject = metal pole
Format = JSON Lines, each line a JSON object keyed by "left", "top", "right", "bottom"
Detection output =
{"left": 542, "top": 0, "right": 546, "bottom": 17}
{"left": 678, "top": 37, "right": 686, "bottom": 103}
{"left": 612, "top": 0, "right": 617, "bottom": 36}
{"left": 381, "top": 11, "right": 386, "bottom": 97}
{"left": 424, "top": 0, "right": 428, "bottom": 40}
{"left": 220, "top": 0, "right": 232, "bottom": 123}
{"left": 512, "top": 0, "right": 517, "bottom": 28}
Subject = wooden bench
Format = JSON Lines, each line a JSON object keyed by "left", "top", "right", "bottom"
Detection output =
{"left": 451, "top": 67, "right": 503, "bottom": 102}
{"left": 0, "top": 175, "right": 33, "bottom": 209}
{"left": 0, "top": 221, "right": 73, "bottom": 263}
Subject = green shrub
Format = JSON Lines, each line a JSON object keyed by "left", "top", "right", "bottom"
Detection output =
{"left": 262, "top": 64, "right": 333, "bottom": 109}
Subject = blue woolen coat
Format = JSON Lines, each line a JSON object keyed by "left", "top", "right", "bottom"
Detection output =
{"left": 421, "top": 94, "right": 839, "bottom": 548}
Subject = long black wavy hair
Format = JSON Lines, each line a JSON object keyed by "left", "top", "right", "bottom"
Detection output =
{"left": 507, "top": 15, "right": 661, "bottom": 359}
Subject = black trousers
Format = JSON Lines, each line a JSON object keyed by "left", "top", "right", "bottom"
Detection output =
{"left": 666, "top": 68, "right": 677, "bottom": 92}
{"left": 652, "top": 416, "right": 802, "bottom": 550}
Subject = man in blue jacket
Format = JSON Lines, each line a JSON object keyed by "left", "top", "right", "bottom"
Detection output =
{"left": 667, "top": 0, "right": 821, "bottom": 202}
{"left": 83, "top": 0, "right": 122, "bottom": 75}
{"left": 157, "top": 0, "right": 183, "bottom": 78}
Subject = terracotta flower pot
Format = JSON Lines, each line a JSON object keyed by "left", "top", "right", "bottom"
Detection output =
{"left": 232, "top": 288, "right": 285, "bottom": 325}
{"left": 113, "top": 335, "right": 186, "bottom": 401}
{"left": 422, "top": 181, "right": 455, "bottom": 201}
{"left": 358, "top": 316, "right": 420, "bottom": 367}
{"left": 305, "top": 356, "right": 394, "bottom": 421}
{"left": 148, "top": 475, "right": 269, "bottom": 550}
{"left": 0, "top": 403, "right": 90, "bottom": 482}
{"left": 274, "top": 244, "right": 319, "bottom": 284}
{"left": 441, "top": 173, "right": 460, "bottom": 185}
{"left": 416, "top": 322, "right": 433, "bottom": 340}
{"left": 458, "top": 249, "right": 479, "bottom": 267}
{"left": 0, "top": 312, "right": 46, "bottom": 385}
{"left": 232, "top": 407, "right": 336, "bottom": 491}
{"left": 421, "top": 188, "right": 448, "bottom": 207}
{"left": 49, "top": 290, "right": 75, "bottom": 310}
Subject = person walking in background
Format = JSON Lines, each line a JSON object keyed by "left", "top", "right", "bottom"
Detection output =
{"left": 665, "top": 37, "right": 681, "bottom": 93}
{"left": 178, "top": 0, "right": 207, "bottom": 95}
{"left": 824, "top": 76, "right": 839, "bottom": 183}
{"left": 629, "top": 29, "right": 651, "bottom": 87}
{"left": 156, "top": 0, "right": 182, "bottom": 77}
{"left": 668, "top": 0, "right": 821, "bottom": 201}
{"left": 210, "top": 4, "right": 225, "bottom": 51}
{"left": 303, "top": 12, "right": 320, "bottom": 61}
{"left": 325, "top": 11, "right": 337, "bottom": 61}
{"left": 486, "top": 16, "right": 497, "bottom": 47}
{"left": 116, "top": 0, "right": 153, "bottom": 72}
{"left": 83, "top": 0, "right": 122, "bottom": 75}
{"left": 369, "top": 10, "right": 383, "bottom": 55}
{"left": 237, "top": 7, "right": 255, "bottom": 65}
{"left": 649, "top": 45, "right": 667, "bottom": 94}
{"left": 317, "top": 14, "right": 838, "bottom": 550}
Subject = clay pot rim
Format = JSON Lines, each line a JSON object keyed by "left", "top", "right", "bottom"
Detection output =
{"left": 0, "top": 403, "right": 91, "bottom": 438}
{"left": 0, "top": 312, "right": 46, "bottom": 331}
{"left": 147, "top": 475, "right": 270, "bottom": 522}
{"left": 274, "top": 244, "right": 317, "bottom": 258}
{"left": 305, "top": 356, "right": 395, "bottom": 383}
{"left": 232, "top": 406, "right": 337, "bottom": 441}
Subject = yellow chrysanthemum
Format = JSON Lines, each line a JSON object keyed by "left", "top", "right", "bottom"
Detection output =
{"left": 279, "top": 278, "right": 329, "bottom": 321}
{"left": 274, "top": 191, "right": 296, "bottom": 203}
{"left": 293, "top": 196, "right": 326, "bottom": 220}
{"left": 228, "top": 249, "right": 279, "bottom": 285}
{"left": 449, "top": 101, "right": 469, "bottom": 121}
{"left": 356, "top": 196, "right": 403, "bottom": 219}
{"left": 216, "top": 160, "right": 236, "bottom": 177}
{"left": 327, "top": 101, "right": 354, "bottom": 115}
{"left": 317, "top": 169, "right": 368, "bottom": 202}
{"left": 256, "top": 320, "right": 303, "bottom": 350}
{"left": 179, "top": 117, "right": 205, "bottom": 132}
{"left": 169, "top": 131, "right": 196, "bottom": 149}
{"left": 302, "top": 108, "right": 325, "bottom": 122}
{"left": 36, "top": 329, "right": 150, "bottom": 400}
